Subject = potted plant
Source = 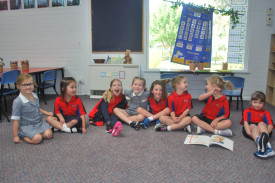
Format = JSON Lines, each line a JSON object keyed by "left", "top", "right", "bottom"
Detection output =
{"left": 189, "top": 61, "right": 196, "bottom": 70}
{"left": 0, "top": 57, "right": 4, "bottom": 73}
{"left": 198, "top": 61, "right": 204, "bottom": 71}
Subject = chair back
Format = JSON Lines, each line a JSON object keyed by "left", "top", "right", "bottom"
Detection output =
{"left": 43, "top": 70, "right": 57, "bottom": 82}
{"left": 1, "top": 70, "right": 21, "bottom": 85}
{"left": 222, "top": 76, "right": 245, "bottom": 89}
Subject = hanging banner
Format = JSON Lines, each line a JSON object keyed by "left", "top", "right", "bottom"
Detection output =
{"left": 171, "top": 4, "right": 213, "bottom": 68}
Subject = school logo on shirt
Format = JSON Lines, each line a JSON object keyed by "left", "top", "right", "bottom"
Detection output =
{"left": 71, "top": 105, "right": 77, "bottom": 108}
{"left": 258, "top": 113, "right": 264, "bottom": 118}
{"left": 183, "top": 99, "right": 188, "bottom": 103}
{"left": 215, "top": 104, "right": 220, "bottom": 108}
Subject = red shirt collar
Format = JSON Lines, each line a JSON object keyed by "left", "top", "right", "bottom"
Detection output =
{"left": 249, "top": 107, "right": 264, "bottom": 112}
{"left": 172, "top": 91, "right": 188, "bottom": 97}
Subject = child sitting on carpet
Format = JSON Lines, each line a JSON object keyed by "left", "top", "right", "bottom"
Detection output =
{"left": 88, "top": 79, "right": 127, "bottom": 136}
{"left": 113, "top": 76, "right": 149, "bottom": 131}
{"left": 155, "top": 76, "right": 192, "bottom": 132}
{"left": 137, "top": 80, "right": 170, "bottom": 129}
{"left": 47, "top": 77, "right": 86, "bottom": 134}
{"left": 12, "top": 73, "right": 53, "bottom": 144}
{"left": 241, "top": 91, "right": 275, "bottom": 158}
{"left": 191, "top": 75, "right": 233, "bottom": 137}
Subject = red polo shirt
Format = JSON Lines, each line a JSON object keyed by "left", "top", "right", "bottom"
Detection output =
{"left": 148, "top": 97, "right": 167, "bottom": 115}
{"left": 54, "top": 96, "right": 86, "bottom": 116}
{"left": 168, "top": 91, "right": 192, "bottom": 117}
{"left": 243, "top": 107, "right": 273, "bottom": 125}
{"left": 202, "top": 95, "right": 230, "bottom": 120}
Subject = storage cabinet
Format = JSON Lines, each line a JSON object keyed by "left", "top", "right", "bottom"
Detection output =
{"left": 266, "top": 34, "right": 275, "bottom": 105}
{"left": 89, "top": 64, "right": 140, "bottom": 98}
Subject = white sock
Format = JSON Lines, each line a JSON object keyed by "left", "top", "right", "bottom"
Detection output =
{"left": 71, "top": 128, "right": 77, "bottom": 133}
{"left": 129, "top": 121, "right": 133, "bottom": 124}
{"left": 167, "top": 126, "right": 171, "bottom": 131}
{"left": 214, "top": 129, "right": 219, "bottom": 135}
{"left": 62, "top": 124, "right": 71, "bottom": 133}
{"left": 148, "top": 116, "right": 154, "bottom": 121}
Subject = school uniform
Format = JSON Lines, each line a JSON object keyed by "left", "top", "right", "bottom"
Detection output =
{"left": 196, "top": 95, "right": 230, "bottom": 124}
{"left": 148, "top": 97, "right": 167, "bottom": 115}
{"left": 241, "top": 107, "right": 274, "bottom": 139}
{"left": 168, "top": 91, "right": 192, "bottom": 116}
{"left": 11, "top": 93, "right": 51, "bottom": 139}
{"left": 88, "top": 93, "right": 128, "bottom": 126}
{"left": 123, "top": 90, "right": 149, "bottom": 115}
{"left": 54, "top": 95, "right": 86, "bottom": 128}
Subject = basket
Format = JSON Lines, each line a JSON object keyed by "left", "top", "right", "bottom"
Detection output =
{"left": 94, "top": 59, "right": 105, "bottom": 64}
{"left": 197, "top": 62, "right": 204, "bottom": 71}
{"left": 189, "top": 62, "right": 196, "bottom": 70}
{"left": 21, "top": 62, "right": 29, "bottom": 71}
{"left": 0, "top": 65, "right": 3, "bottom": 73}
{"left": 222, "top": 63, "right": 228, "bottom": 70}
{"left": 10, "top": 61, "right": 18, "bottom": 70}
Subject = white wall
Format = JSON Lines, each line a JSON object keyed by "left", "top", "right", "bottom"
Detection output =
{"left": 0, "top": 0, "right": 274, "bottom": 99}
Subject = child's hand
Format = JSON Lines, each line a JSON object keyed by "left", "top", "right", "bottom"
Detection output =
{"left": 48, "top": 112, "right": 54, "bottom": 116}
{"left": 13, "top": 136, "right": 22, "bottom": 143}
{"left": 210, "top": 119, "right": 218, "bottom": 128}
{"left": 102, "top": 91, "right": 108, "bottom": 98}
{"left": 82, "top": 128, "right": 87, "bottom": 134}
{"left": 173, "top": 117, "right": 180, "bottom": 124}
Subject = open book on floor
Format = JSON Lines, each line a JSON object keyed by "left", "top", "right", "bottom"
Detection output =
{"left": 184, "top": 135, "right": 234, "bottom": 151}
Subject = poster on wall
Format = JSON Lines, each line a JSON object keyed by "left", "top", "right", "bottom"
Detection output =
{"left": 38, "top": 0, "right": 49, "bottom": 8}
{"left": 171, "top": 4, "right": 213, "bottom": 68}
{"left": 24, "top": 0, "right": 35, "bottom": 9}
{"left": 67, "top": 0, "right": 80, "bottom": 6}
{"left": 0, "top": 0, "right": 8, "bottom": 11}
{"left": 10, "top": 0, "right": 22, "bottom": 10}
{"left": 52, "top": 0, "right": 64, "bottom": 7}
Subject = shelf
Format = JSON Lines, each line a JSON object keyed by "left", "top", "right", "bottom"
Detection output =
{"left": 267, "top": 84, "right": 275, "bottom": 88}
{"left": 266, "top": 34, "right": 275, "bottom": 106}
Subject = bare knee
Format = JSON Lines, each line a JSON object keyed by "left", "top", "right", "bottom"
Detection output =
{"left": 31, "top": 134, "right": 43, "bottom": 144}
{"left": 43, "top": 129, "right": 53, "bottom": 139}
{"left": 224, "top": 119, "right": 232, "bottom": 128}
{"left": 191, "top": 116, "right": 199, "bottom": 124}
{"left": 137, "top": 107, "right": 143, "bottom": 114}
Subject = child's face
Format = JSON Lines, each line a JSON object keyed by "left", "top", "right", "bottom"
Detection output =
{"left": 18, "top": 78, "right": 34, "bottom": 95}
{"left": 152, "top": 84, "right": 163, "bottom": 101}
{"left": 131, "top": 79, "right": 145, "bottom": 95}
{"left": 65, "top": 82, "right": 77, "bottom": 98}
{"left": 251, "top": 99, "right": 264, "bottom": 110}
{"left": 205, "top": 81, "right": 214, "bottom": 92}
{"left": 111, "top": 80, "right": 122, "bottom": 96}
{"left": 177, "top": 78, "right": 188, "bottom": 91}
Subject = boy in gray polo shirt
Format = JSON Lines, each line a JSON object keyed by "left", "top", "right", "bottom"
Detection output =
{"left": 113, "top": 77, "right": 149, "bottom": 130}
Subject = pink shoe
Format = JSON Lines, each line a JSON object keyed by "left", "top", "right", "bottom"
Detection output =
{"left": 112, "top": 121, "right": 123, "bottom": 137}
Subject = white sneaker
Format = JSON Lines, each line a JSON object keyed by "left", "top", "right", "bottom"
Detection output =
{"left": 184, "top": 125, "right": 192, "bottom": 133}
{"left": 254, "top": 147, "right": 275, "bottom": 158}
{"left": 197, "top": 126, "right": 205, "bottom": 135}
{"left": 216, "top": 129, "right": 232, "bottom": 137}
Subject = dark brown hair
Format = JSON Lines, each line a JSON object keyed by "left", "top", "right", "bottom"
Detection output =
{"left": 149, "top": 80, "right": 168, "bottom": 99}
{"left": 60, "top": 77, "right": 76, "bottom": 99}
{"left": 251, "top": 91, "right": 266, "bottom": 104}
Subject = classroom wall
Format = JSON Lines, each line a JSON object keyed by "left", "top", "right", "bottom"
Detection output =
{"left": 0, "top": 0, "right": 274, "bottom": 99}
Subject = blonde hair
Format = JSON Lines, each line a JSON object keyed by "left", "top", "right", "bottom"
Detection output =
{"left": 206, "top": 75, "right": 233, "bottom": 90}
{"left": 171, "top": 76, "right": 186, "bottom": 90}
{"left": 132, "top": 76, "right": 146, "bottom": 90}
{"left": 16, "top": 73, "right": 36, "bottom": 88}
{"left": 104, "top": 79, "right": 122, "bottom": 103}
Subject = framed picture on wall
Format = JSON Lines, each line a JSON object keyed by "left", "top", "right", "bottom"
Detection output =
{"left": 10, "top": 0, "right": 22, "bottom": 10}
{"left": 67, "top": 0, "right": 80, "bottom": 6}
{"left": 0, "top": 0, "right": 8, "bottom": 11}
{"left": 52, "top": 0, "right": 64, "bottom": 7}
{"left": 24, "top": 0, "right": 35, "bottom": 9}
{"left": 38, "top": 0, "right": 49, "bottom": 8}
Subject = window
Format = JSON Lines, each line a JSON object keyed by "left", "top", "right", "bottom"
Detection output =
{"left": 149, "top": 0, "right": 248, "bottom": 71}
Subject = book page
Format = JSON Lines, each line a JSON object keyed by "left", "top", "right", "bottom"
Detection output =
{"left": 209, "top": 135, "right": 234, "bottom": 151}
{"left": 184, "top": 135, "right": 211, "bottom": 147}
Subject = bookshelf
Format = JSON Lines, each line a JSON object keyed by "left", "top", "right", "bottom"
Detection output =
{"left": 266, "top": 34, "right": 275, "bottom": 105}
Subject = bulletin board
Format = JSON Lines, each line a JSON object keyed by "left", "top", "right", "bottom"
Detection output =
{"left": 91, "top": 0, "right": 143, "bottom": 52}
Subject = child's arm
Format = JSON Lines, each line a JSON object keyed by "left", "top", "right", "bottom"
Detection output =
{"left": 178, "top": 108, "right": 190, "bottom": 121}
{"left": 56, "top": 113, "right": 65, "bottom": 125}
{"left": 198, "top": 89, "right": 214, "bottom": 101}
{"left": 170, "top": 111, "right": 180, "bottom": 123}
{"left": 80, "top": 115, "right": 86, "bottom": 134}
{"left": 13, "top": 120, "right": 21, "bottom": 143}
{"left": 211, "top": 116, "right": 226, "bottom": 128}
{"left": 40, "top": 108, "right": 53, "bottom": 116}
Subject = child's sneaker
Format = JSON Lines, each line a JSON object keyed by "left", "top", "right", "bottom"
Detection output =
{"left": 155, "top": 119, "right": 161, "bottom": 125}
{"left": 197, "top": 126, "right": 205, "bottom": 135}
{"left": 254, "top": 147, "right": 275, "bottom": 158}
{"left": 216, "top": 129, "right": 232, "bottom": 137}
{"left": 142, "top": 118, "right": 151, "bottom": 127}
{"left": 106, "top": 122, "right": 113, "bottom": 133}
{"left": 256, "top": 136, "right": 260, "bottom": 152}
{"left": 183, "top": 125, "right": 192, "bottom": 133}
{"left": 112, "top": 121, "right": 123, "bottom": 137}
{"left": 155, "top": 124, "right": 167, "bottom": 132}
{"left": 139, "top": 122, "right": 147, "bottom": 129}
{"left": 259, "top": 132, "right": 269, "bottom": 153}
{"left": 18, "top": 132, "right": 24, "bottom": 138}
{"left": 129, "top": 121, "right": 140, "bottom": 131}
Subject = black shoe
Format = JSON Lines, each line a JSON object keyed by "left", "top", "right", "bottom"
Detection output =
{"left": 139, "top": 123, "right": 147, "bottom": 129}
{"left": 130, "top": 121, "right": 140, "bottom": 131}
{"left": 259, "top": 132, "right": 269, "bottom": 153}
{"left": 106, "top": 122, "right": 112, "bottom": 133}
{"left": 155, "top": 124, "right": 167, "bottom": 132}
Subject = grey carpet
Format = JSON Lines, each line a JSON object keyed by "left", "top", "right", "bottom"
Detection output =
{"left": 0, "top": 95, "right": 275, "bottom": 183}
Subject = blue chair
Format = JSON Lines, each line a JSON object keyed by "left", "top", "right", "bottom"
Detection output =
{"left": 37, "top": 70, "right": 58, "bottom": 104}
{"left": 0, "top": 70, "right": 21, "bottom": 122}
{"left": 222, "top": 76, "right": 245, "bottom": 112}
